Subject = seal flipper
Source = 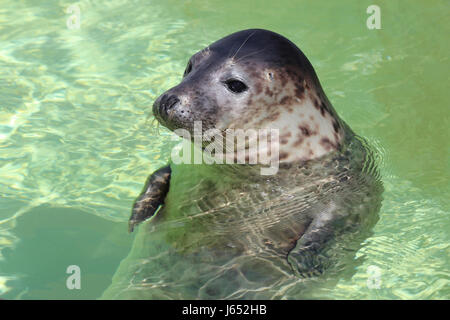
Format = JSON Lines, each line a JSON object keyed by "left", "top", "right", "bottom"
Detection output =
{"left": 287, "top": 202, "right": 344, "bottom": 277}
{"left": 128, "top": 165, "right": 171, "bottom": 233}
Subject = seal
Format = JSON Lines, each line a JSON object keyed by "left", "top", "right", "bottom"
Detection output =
{"left": 102, "top": 29, "right": 383, "bottom": 299}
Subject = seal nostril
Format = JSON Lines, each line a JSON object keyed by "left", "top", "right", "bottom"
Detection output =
{"left": 159, "top": 94, "right": 180, "bottom": 117}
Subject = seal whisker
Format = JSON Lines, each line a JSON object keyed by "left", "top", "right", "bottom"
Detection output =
{"left": 235, "top": 47, "right": 267, "bottom": 63}
{"left": 231, "top": 30, "right": 257, "bottom": 60}
{"left": 150, "top": 118, "right": 160, "bottom": 135}
{"left": 145, "top": 112, "right": 154, "bottom": 123}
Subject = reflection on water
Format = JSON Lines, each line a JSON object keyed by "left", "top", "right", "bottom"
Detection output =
{"left": 0, "top": 0, "right": 448, "bottom": 299}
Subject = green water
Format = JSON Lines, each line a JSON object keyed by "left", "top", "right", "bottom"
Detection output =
{"left": 0, "top": 0, "right": 448, "bottom": 299}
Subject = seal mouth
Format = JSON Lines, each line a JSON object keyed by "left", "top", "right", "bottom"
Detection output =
{"left": 152, "top": 101, "right": 186, "bottom": 133}
{"left": 152, "top": 101, "right": 165, "bottom": 127}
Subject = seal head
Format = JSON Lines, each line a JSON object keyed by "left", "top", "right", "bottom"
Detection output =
{"left": 153, "top": 29, "right": 348, "bottom": 162}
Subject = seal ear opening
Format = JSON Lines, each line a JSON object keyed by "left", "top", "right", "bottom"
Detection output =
{"left": 183, "top": 61, "right": 193, "bottom": 77}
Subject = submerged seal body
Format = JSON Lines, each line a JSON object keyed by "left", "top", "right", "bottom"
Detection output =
{"left": 103, "top": 29, "right": 383, "bottom": 299}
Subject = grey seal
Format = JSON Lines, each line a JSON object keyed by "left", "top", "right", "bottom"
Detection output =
{"left": 103, "top": 29, "right": 383, "bottom": 299}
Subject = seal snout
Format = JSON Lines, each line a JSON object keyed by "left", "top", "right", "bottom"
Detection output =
{"left": 153, "top": 93, "right": 180, "bottom": 121}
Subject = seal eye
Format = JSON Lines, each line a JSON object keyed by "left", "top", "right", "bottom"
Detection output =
{"left": 183, "top": 61, "right": 193, "bottom": 77}
{"left": 224, "top": 79, "right": 248, "bottom": 93}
